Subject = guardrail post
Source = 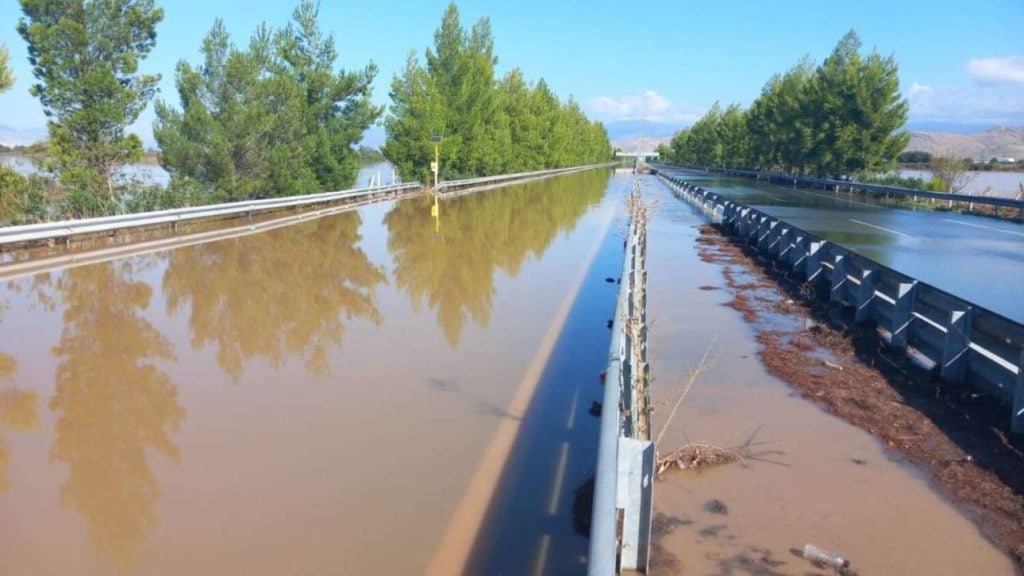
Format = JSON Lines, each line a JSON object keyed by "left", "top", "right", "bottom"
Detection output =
{"left": 758, "top": 219, "right": 776, "bottom": 250}
{"left": 805, "top": 240, "right": 826, "bottom": 282}
{"left": 724, "top": 202, "right": 736, "bottom": 225}
{"left": 765, "top": 222, "right": 781, "bottom": 255}
{"left": 855, "top": 266, "right": 876, "bottom": 323}
{"left": 1013, "top": 348, "right": 1024, "bottom": 433}
{"left": 941, "top": 308, "right": 973, "bottom": 384}
{"left": 617, "top": 438, "right": 654, "bottom": 571}
{"left": 890, "top": 282, "right": 917, "bottom": 348}
{"left": 789, "top": 234, "right": 807, "bottom": 269}
{"left": 775, "top": 227, "right": 791, "bottom": 260}
{"left": 830, "top": 253, "right": 847, "bottom": 303}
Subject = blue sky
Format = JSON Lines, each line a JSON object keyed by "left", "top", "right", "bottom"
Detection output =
{"left": 1, "top": 0, "right": 1022, "bottom": 144}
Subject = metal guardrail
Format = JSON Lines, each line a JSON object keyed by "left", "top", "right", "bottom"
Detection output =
{"left": 656, "top": 164, "right": 1024, "bottom": 216}
{"left": 589, "top": 174, "right": 653, "bottom": 575}
{"left": 0, "top": 187, "right": 399, "bottom": 282}
{"left": 0, "top": 163, "right": 619, "bottom": 248}
{"left": 436, "top": 163, "right": 618, "bottom": 197}
{"left": 0, "top": 182, "right": 422, "bottom": 248}
{"left": 654, "top": 169, "right": 1024, "bottom": 433}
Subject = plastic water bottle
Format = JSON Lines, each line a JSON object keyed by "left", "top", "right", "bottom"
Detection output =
{"left": 802, "top": 543, "right": 850, "bottom": 571}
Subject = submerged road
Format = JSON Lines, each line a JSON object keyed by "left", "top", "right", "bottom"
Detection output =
{"left": 0, "top": 168, "right": 624, "bottom": 576}
{"left": 657, "top": 168, "right": 1024, "bottom": 324}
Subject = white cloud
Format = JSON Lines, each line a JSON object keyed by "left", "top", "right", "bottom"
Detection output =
{"left": 909, "top": 82, "right": 932, "bottom": 94}
{"left": 586, "top": 90, "right": 702, "bottom": 123}
{"left": 965, "top": 55, "right": 1024, "bottom": 85}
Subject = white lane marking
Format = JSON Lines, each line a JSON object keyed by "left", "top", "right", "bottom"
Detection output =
{"left": 532, "top": 534, "right": 551, "bottom": 576}
{"left": 565, "top": 387, "right": 581, "bottom": 430}
{"left": 941, "top": 218, "right": 1024, "bottom": 238}
{"left": 424, "top": 207, "right": 614, "bottom": 576}
{"left": 849, "top": 219, "right": 913, "bottom": 238}
{"left": 547, "top": 442, "right": 570, "bottom": 515}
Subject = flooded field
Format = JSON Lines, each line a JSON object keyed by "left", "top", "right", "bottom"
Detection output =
{"left": 0, "top": 155, "right": 397, "bottom": 190}
{"left": 0, "top": 169, "right": 624, "bottom": 575}
{"left": 643, "top": 174, "right": 1017, "bottom": 576}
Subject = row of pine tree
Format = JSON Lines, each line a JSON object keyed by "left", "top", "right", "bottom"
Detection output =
{"left": 1, "top": 2, "right": 612, "bottom": 221}
{"left": 659, "top": 31, "right": 909, "bottom": 179}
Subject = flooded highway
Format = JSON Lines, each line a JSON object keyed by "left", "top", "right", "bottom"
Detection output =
{"left": 644, "top": 174, "right": 1017, "bottom": 575}
{"left": 658, "top": 169, "right": 1024, "bottom": 323}
{"left": 0, "top": 169, "right": 625, "bottom": 575}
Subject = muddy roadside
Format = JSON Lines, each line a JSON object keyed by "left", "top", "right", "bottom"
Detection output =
{"left": 693, "top": 222, "right": 1024, "bottom": 571}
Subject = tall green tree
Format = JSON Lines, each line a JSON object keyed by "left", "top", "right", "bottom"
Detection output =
{"left": 497, "top": 68, "right": 537, "bottom": 173}
{"left": 18, "top": 0, "right": 163, "bottom": 205}
{"left": 381, "top": 52, "right": 444, "bottom": 185}
{"left": 746, "top": 58, "right": 816, "bottom": 173}
{"left": 423, "top": 4, "right": 504, "bottom": 177}
{"left": 383, "top": 3, "right": 609, "bottom": 183}
{"left": 155, "top": 1, "right": 380, "bottom": 200}
{"left": 684, "top": 102, "right": 723, "bottom": 166}
{"left": 529, "top": 79, "right": 563, "bottom": 168}
{"left": 667, "top": 31, "right": 908, "bottom": 178}
{"left": 274, "top": 2, "right": 381, "bottom": 190}
{"left": 668, "top": 128, "right": 690, "bottom": 164}
{"left": 718, "top": 103, "right": 751, "bottom": 168}
{"left": 805, "top": 31, "right": 908, "bottom": 177}
{"left": 0, "top": 45, "right": 13, "bottom": 92}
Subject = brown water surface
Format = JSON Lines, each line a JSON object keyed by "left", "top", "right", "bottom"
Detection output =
{"left": 0, "top": 170, "right": 615, "bottom": 575}
{"left": 645, "top": 174, "right": 1016, "bottom": 576}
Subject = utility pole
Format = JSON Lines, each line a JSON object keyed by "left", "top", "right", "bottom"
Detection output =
{"left": 640, "top": 93, "right": 648, "bottom": 170}
{"left": 430, "top": 134, "right": 442, "bottom": 188}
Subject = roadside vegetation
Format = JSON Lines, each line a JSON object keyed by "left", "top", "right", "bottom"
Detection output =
{"left": 658, "top": 31, "right": 909, "bottom": 180}
{"left": 382, "top": 5, "right": 611, "bottom": 185}
{"left": 654, "top": 31, "right": 1023, "bottom": 217}
{"left": 154, "top": 2, "right": 381, "bottom": 203}
{"left": 899, "top": 151, "right": 1022, "bottom": 173}
{"left": 0, "top": 1, "right": 612, "bottom": 225}
{"left": 858, "top": 154, "right": 977, "bottom": 194}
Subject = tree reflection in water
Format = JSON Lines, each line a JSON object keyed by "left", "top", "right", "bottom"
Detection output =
{"left": 49, "top": 260, "right": 184, "bottom": 570}
{"left": 163, "top": 211, "right": 387, "bottom": 380}
{"left": 0, "top": 382, "right": 39, "bottom": 493}
{"left": 0, "top": 284, "right": 42, "bottom": 493}
{"left": 384, "top": 169, "right": 608, "bottom": 347}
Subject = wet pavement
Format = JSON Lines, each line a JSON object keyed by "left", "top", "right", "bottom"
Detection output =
{"left": 0, "top": 169, "right": 623, "bottom": 575}
{"left": 657, "top": 168, "right": 1024, "bottom": 324}
{"left": 643, "top": 173, "right": 1016, "bottom": 576}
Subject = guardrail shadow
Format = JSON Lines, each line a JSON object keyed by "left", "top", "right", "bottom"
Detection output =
{"left": 462, "top": 221, "right": 625, "bottom": 576}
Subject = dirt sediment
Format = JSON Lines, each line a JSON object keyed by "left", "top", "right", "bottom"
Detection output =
{"left": 694, "top": 223, "right": 1024, "bottom": 570}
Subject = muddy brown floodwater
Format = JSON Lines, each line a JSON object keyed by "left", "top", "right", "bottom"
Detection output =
{"left": 0, "top": 169, "right": 622, "bottom": 575}
{"left": 644, "top": 174, "right": 1017, "bottom": 576}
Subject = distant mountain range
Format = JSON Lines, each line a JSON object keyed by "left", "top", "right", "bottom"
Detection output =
{"left": 906, "top": 126, "right": 1024, "bottom": 160}
{"left": 605, "top": 120, "right": 682, "bottom": 154}
{"left": 0, "top": 125, "right": 48, "bottom": 148}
